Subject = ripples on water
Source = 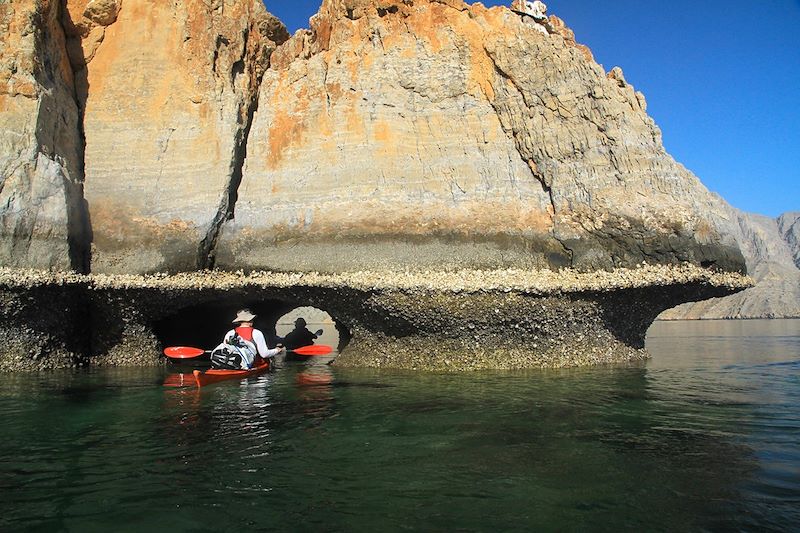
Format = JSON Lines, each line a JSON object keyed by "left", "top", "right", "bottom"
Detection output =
{"left": 0, "top": 320, "right": 798, "bottom": 531}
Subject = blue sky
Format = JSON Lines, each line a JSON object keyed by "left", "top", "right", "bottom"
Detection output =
{"left": 265, "top": 1, "right": 799, "bottom": 217}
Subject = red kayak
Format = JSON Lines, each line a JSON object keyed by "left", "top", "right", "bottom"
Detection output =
{"left": 163, "top": 372, "right": 195, "bottom": 388}
{"left": 192, "top": 360, "right": 270, "bottom": 388}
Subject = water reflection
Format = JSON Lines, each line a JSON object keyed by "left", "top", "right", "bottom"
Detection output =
{"left": 295, "top": 359, "right": 337, "bottom": 422}
{"left": 0, "top": 320, "right": 797, "bottom": 531}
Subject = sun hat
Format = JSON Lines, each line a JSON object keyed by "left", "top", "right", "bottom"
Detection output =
{"left": 232, "top": 309, "right": 257, "bottom": 323}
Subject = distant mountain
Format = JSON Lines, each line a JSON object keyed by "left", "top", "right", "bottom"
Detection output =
{"left": 778, "top": 212, "right": 800, "bottom": 269}
{"left": 661, "top": 210, "right": 800, "bottom": 319}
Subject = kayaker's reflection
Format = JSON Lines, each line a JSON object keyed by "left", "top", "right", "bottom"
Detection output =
{"left": 280, "top": 317, "right": 323, "bottom": 350}
{"left": 295, "top": 363, "right": 336, "bottom": 420}
{"left": 211, "top": 309, "right": 285, "bottom": 369}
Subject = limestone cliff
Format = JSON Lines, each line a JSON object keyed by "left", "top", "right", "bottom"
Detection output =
{"left": 64, "top": 0, "right": 289, "bottom": 273}
{"left": 2, "top": 0, "right": 746, "bottom": 275}
{"left": 0, "top": 0, "right": 88, "bottom": 272}
{"left": 662, "top": 210, "right": 800, "bottom": 319}
{"left": 0, "top": 0, "right": 770, "bottom": 372}
{"left": 217, "top": 0, "right": 744, "bottom": 273}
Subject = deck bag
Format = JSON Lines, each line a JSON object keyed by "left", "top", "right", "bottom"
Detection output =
{"left": 210, "top": 334, "right": 257, "bottom": 370}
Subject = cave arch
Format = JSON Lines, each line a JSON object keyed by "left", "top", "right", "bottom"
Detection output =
{"left": 275, "top": 305, "right": 349, "bottom": 351}
{"left": 153, "top": 297, "right": 351, "bottom": 353}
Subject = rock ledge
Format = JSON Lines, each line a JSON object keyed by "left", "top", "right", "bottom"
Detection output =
{"left": 0, "top": 265, "right": 750, "bottom": 372}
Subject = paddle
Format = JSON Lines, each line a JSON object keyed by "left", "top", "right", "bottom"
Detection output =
{"left": 164, "top": 346, "right": 208, "bottom": 359}
{"left": 165, "top": 344, "right": 334, "bottom": 358}
{"left": 292, "top": 344, "right": 334, "bottom": 356}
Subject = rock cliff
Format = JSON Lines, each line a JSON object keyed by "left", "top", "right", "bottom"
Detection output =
{"left": 779, "top": 212, "right": 800, "bottom": 269}
{"left": 0, "top": 0, "right": 782, "bottom": 371}
{"left": 662, "top": 210, "right": 800, "bottom": 319}
{"left": 64, "top": 0, "right": 289, "bottom": 273}
{"left": 1, "top": 0, "right": 746, "bottom": 275}
{"left": 218, "top": 0, "right": 744, "bottom": 273}
{"left": 0, "top": 0, "right": 88, "bottom": 272}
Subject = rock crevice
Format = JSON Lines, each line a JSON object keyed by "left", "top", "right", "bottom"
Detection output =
{"left": 0, "top": 0, "right": 90, "bottom": 272}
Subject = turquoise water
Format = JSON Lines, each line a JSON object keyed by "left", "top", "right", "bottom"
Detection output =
{"left": 1, "top": 319, "right": 798, "bottom": 531}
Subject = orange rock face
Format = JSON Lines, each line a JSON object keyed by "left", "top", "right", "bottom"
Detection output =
{"left": 1, "top": 0, "right": 745, "bottom": 276}
{"left": 0, "top": 0, "right": 88, "bottom": 271}
{"left": 217, "top": 0, "right": 743, "bottom": 273}
{"left": 71, "top": 0, "right": 287, "bottom": 273}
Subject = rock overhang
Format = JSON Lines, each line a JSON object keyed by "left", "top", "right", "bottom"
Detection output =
{"left": 0, "top": 265, "right": 752, "bottom": 371}
{"left": 0, "top": 0, "right": 762, "bottom": 371}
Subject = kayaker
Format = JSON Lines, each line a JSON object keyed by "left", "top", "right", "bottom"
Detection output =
{"left": 211, "top": 309, "right": 284, "bottom": 369}
{"left": 281, "top": 317, "right": 323, "bottom": 350}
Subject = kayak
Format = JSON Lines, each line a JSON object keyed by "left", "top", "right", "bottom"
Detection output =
{"left": 163, "top": 372, "right": 195, "bottom": 388}
{"left": 192, "top": 360, "right": 270, "bottom": 388}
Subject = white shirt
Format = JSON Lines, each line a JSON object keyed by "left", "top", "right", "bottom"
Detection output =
{"left": 224, "top": 328, "right": 283, "bottom": 359}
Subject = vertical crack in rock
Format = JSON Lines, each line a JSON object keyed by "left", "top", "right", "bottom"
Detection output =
{"left": 484, "top": 51, "right": 554, "bottom": 210}
{"left": 40, "top": 1, "right": 92, "bottom": 273}
{"left": 484, "top": 49, "right": 574, "bottom": 266}
{"left": 197, "top": 8, "right": 290, "bottom": 269}
{"left": 55, "top": 0, "right": 126, "bottom": 274}
{"left": 197, "top": 91, "right": 259, "bottom": 270}
{"left": 198, "top": 20, "right": 272, "bottom": 270}
{"left": 59, "top": 20, "right": 92, "bottom": 275}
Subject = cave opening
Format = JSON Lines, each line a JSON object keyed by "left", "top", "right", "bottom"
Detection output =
{"left": 153, "top": 298, "right": 351, "bottom": 354}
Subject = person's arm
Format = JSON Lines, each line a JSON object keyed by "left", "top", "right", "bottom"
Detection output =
{"left": 252, "top": 329, "right": 269, "bottom": 357}
{"left": 254, "top": 330, "right": 284, "bottom": 358}
{"left": 264, "top": 346, "right": 284, "bottom": 358}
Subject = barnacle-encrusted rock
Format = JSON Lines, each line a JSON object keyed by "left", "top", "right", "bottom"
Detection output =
{"left": 0, "top": 266, "right": 752, "bottom": 371}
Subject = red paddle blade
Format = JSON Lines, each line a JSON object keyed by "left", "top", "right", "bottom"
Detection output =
{"left": 293, "top": 345, "right": 333, "bottom": 356}
{"left": 164, "top": 346, "right": 205, "bottom": 359}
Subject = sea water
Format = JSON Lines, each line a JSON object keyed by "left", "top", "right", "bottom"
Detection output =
{"left": 0, "top": 319, "right": 798, "bottom": 531}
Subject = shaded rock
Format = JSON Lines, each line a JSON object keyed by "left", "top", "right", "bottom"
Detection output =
{"left": 662, "top": 209, "right": 800, "bottom": 319}
{"left": 778, "top": 212, "right": 800, "bottom": 269}
{"left": 0, "top": 279, "right": 89, "bottom": 372}
{"left": 0, "top": 265, "right": 750, "bottom": 371}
